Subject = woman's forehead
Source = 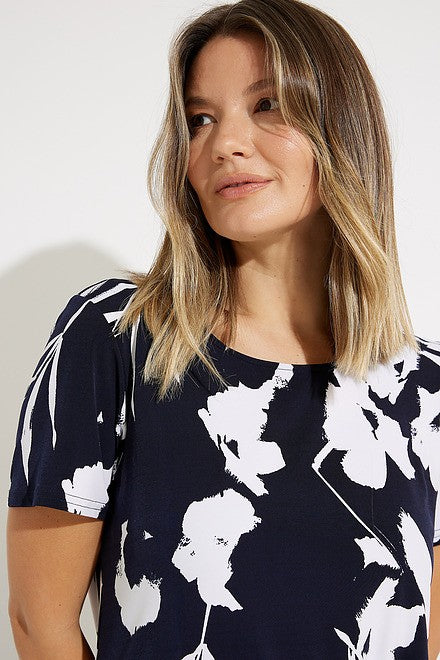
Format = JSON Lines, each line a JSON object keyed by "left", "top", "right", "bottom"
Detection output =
{"left": 184, "top": 34, "right": 270, "bottom": 96}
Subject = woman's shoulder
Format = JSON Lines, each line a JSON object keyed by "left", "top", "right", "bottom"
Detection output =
{"left": 336, "top": 334, "right": 440, "bottom": 393}
{"left": 52, "top": 277, "right": 138, "bottom": 333}
{"left": 413, "top": 333, "right": 440, "bottom": 382}
{"left": 44, "top": 277, "right": 140, "bottom": 361}
{"left": 415, "top": 334, "right": 440, "bottom": 356}
{"left": 74, "top": 276, "right": 139, "bottom": 319}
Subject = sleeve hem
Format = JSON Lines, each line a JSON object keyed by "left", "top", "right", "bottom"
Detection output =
{"left": 8, "top": 497, "right": 107, "bottom": 521}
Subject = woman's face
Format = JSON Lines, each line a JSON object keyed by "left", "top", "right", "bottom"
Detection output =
{"left": 184, "top": 32, "right": 324, "bottom": 244}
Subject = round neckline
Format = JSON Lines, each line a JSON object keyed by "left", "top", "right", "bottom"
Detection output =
{"left": 208, "top": 333, "right": 334, "bottom": 369}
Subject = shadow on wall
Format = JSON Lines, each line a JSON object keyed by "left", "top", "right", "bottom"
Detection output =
{"left": 1, "top": 243, "right": 128, "bottom": 659}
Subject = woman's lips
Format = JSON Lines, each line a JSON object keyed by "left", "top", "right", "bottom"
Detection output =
{"left": 216, "top": 180, "right": 272, "bottom": 199}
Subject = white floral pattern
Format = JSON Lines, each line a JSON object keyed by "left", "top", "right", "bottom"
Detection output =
{"left": 7, "top": 278, "right": 440, "bottom": 659}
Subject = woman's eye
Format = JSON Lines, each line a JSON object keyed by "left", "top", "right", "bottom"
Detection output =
{"left": 188, "top": 114, "right": 212, "bottom": 132}
{"left": 256, "top": 97, "right": 280, "bottom": 112}
{"left": 187, "top": 97, "right": 280, "bottom": 136}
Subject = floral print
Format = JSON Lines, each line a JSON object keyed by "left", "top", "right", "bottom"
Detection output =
{"left": 8, "top": 278, "right": 440, "bottom": 658}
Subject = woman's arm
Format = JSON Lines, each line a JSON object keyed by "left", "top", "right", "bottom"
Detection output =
{"left": 7, "top": 505, "right": 103, "bottom": 659}
{"left": 429, "top": 544, "right": 440, "bottom": 660}
{"left": 8, "top": 619, "right": 94, "bottom": 660}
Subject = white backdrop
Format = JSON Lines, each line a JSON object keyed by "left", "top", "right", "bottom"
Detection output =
{"left": 1, "top": 1, "right": 439, "bottom": 657}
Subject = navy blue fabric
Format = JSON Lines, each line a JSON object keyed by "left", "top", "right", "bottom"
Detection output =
{"left": 8, "top": 277, "right": 440, "bottom": 659}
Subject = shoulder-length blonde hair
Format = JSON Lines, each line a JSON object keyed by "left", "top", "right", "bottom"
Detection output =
{"left": 116, "top": 0, "right": 419, "bottom": 402}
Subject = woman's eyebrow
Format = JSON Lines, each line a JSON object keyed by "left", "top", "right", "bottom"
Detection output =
{"left": 184, "top": 78, "right": 274, "bottom": 109}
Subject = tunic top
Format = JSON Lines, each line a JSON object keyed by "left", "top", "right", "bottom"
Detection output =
{"left": 8, "top": 277, "right": 440, "bottom": 659}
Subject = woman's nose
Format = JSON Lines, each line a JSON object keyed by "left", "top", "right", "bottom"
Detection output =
{"left": 210, "top": 115, "right": 255, "bottom": 161}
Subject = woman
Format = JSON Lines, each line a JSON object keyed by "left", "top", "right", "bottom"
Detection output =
{"left": 7, "top": 0, "right": 440, "bottom": 658}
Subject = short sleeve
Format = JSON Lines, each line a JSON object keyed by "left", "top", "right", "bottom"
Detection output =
{"left": 434, "top": 493, "right": 440, "bottom": 547}
{"left": 8, "top": 293, "right": 127, "bottom": 520}
{"left": 413, "top": 337, "right": 440, "bottom": 546}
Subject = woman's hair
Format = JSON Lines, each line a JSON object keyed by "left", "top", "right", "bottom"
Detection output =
{"left": 116, "top": 0, "right": 419, "bottom": 402}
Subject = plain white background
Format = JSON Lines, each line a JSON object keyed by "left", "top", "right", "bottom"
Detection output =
{"left": 1, "top": 1, "right": 439, "bottom": 657}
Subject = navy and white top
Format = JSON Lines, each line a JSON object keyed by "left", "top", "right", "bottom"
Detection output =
{"left": 8, "top": 277, "right": 440, "bottom": 659}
